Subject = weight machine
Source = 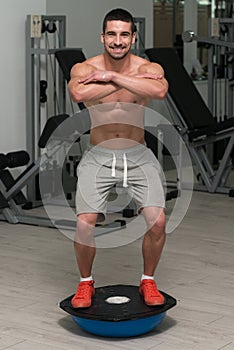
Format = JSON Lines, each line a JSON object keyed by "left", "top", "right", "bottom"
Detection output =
{"left": 25, "top": 15, "right": 82, "bottom": 204}
{"left": 182, "top": 21, "right": 234, "bottom": 120}
{"left": 0, "top": 113, "right": 126, "bottom": 234}
{"left": 131, "top": 17, "right": 146, "bottom": 57}
{"left": 145, "top": 46, "right": 234, "bottom": 195}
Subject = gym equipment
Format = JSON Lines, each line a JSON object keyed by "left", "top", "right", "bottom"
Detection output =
{"left": 182, "top": 29, "right": 234, "bottom": 49}
{"left": 0, "top": 154, "right": 8, "bottom": 171}
{"left": 145, "top": 47, "right": 234, "bottom": 195}
{"left": 26, "top": 15, "right": 67, "bottom": 202}
{"left": 0, "top": 151, "right": 31, "bottom": 211}
{"left": 0, "top": 151, "right": 30, "bottom": 170}
{"left": 0, "top": 113, "right": 126, "bottom": 234}
{"left": 26, "top": 15, "right": 86, "bottom": 203}
{"left": 145, "top": 125, "right": 181, "bottom": 201}
{"left": 182, "top": 27, "right": 234, "bottom": 119}
{"left": 60, "top": 284, "right": 176, "bottom": 337}
{"left": 131, "top": 17, "right": 146, "bottom": 57}
{"left": 55, "top": 48, "right": 87, "bottom": 113}
{"left": 40, "top": 80, "right": 48, "bottom": 103}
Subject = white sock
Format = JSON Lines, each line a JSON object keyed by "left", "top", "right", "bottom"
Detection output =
{"left": 141, "top": 274, "right": 154, "bottom": 281}
{"left": 80, "top": 275, "right": 93, "bottom": 282}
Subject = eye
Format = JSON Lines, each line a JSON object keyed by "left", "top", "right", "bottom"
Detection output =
{"left": 105, "top": 32, "right": 115, "bottom": 38}
{"left": 121, "top": 32, "right": 131, "bottom": 38}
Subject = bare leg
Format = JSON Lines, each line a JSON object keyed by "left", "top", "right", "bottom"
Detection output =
{"left": 73, "top": 213, "right": 98, "bottom": 278}
{"left": 142, "top": 207, "right": 166, "bottom": 276}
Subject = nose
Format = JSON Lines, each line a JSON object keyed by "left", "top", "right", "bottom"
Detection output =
{"left": 114, "top": 34, "right": 122, "bottom": 46}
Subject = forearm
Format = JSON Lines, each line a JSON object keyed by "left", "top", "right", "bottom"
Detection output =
{"left": 68, "top": 79, "right": 120, "bottom": 103}
{"left": 111, "top": 72, "right": 168, "bottom": 100}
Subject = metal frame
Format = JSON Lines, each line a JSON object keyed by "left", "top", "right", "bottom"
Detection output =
{"left": 25, "top": 15, "right": 66, "bottom": 202}
{"left": 208, "top": 18, "right": 234, "bottom": 118}
{"left": 131, "top": 17, "right": 145, "bottom": 57}
{"left": 166, "top": 95, "right": 234, "bottom": 194}
{"left": 183, "top": 22, "right": 234, "bottom": 118}
{"left": 0, "top": 136, "right": 125, "bottom": 236}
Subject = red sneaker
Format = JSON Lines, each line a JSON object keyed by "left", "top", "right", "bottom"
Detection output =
{"left": 139, "top": 279, "right": 165, "bottom": 306}
{"left": 71, "top": 280, "right": 95, "bottom": 308}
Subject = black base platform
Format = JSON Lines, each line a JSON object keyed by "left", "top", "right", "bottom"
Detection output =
{"left": 60, "top": 284, "right": 177, "bottom": 337}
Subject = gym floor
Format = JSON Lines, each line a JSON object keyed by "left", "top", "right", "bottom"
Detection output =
{"left": 0, "top": 190, "right": 234, "bottom": 350}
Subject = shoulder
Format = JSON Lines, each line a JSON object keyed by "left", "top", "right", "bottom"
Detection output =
{"left": 70, "top": 54, "right": 103, "bottom": 77}
{"left": 130, "top": 54, "right": 164, "bottom": 75}
{"left": 134, "top": 56, "right": 164, "bottom": 75}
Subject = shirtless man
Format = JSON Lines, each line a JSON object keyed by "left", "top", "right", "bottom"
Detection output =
{"left": 68, "top": 8, "right": 168, "bottom": 308}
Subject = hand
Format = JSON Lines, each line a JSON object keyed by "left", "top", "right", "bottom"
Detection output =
{"left": 135, "top": 73, "right": 163, "bottom": 80}
{"left": 78, "top": 70, "right": 111, "bottom": 84}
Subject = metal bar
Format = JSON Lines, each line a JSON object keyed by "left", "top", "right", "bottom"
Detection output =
{"left": 58, "top": 16, "right": 66, "bottom": 114}
{"left": 197, "top": 147, "right": 215, "bottom": 178}
{"left": 191, "top": 128, "right": 234, "bottom": 147}
{"left": 210, "top": 134, "right": 234, "bottom": 191}
{"left": 182, "top": 30, "right": 234, "bottom": 49}
{"left": 1, "top": 208, "right": 19, "bottom": 224}
{"left": 188, "top": 145, "right": 213, "bottom": 191}
{"left": 25, "top": 15, "right": 66, "bottom": 203}
{"left": 4, "top": 141, "right": 64, "bottom": 201}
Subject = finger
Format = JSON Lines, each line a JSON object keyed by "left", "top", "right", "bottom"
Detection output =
{"left": 78, "top": 77, "right": 89, "bottom": 83}
{"left": 79, "top": 76, "right": 95, "bottom": 84}
{"left": 78, "top": 73, "right": 94, "bottom": 83}
{"left": 82, "top": 79, "right": 94, "bottom": 84}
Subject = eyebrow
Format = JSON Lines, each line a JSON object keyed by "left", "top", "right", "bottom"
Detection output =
{"left": 105, "top": 31, "right": 131, "bottom": 35}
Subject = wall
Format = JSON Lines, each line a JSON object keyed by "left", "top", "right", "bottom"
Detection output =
{"left": 0, "top": 0, "right": 46, "bottom": 153}
{"left": 46, "top": 0, "right": 154, "bottom": 58}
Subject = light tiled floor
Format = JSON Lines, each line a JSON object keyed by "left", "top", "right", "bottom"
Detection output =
{"left": 0, "top": 191, "right": 234, "bottom": 349}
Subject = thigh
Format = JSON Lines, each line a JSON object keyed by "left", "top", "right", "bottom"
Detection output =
{"left": 127, "top": 157, "right": 166, "bottom": 211}
{"left": 75, "top": 151, "right": 117, "bottom": 216}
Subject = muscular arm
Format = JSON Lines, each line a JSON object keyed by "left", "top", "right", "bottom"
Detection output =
{"left": 68, "top": 62, "right": 121, "bottom": 103}
{"left": 69, "top": 60, "right": 168, "bottom": 103}
{"left": 111, "top": 62, "right": 168, "bottom": 100}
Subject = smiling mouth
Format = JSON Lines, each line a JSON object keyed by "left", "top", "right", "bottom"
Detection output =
{"left": 110, "top": 47, "right": 126, "bottom": 54}
{"left": 110, "top": 45, "right": 125, "bottom": 50}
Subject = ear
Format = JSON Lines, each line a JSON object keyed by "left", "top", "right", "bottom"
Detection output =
{"left": 100, "top": 33, "right": 104, "bottom": 44}
{"left": 131, "top": 32, "right": 136, "bottom": 45}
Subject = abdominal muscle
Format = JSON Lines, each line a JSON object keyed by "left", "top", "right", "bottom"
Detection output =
{"left": 90, "top": 124, "right": 145, "bottom": 149}
{"left": 87, "top": 95, "right": 147, "bottom": 149}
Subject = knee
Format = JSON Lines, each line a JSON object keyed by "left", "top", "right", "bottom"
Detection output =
{"left": 74, "top": 213, "right": 98, "bottom": 245}
{"left": 147, "top": 210, "right": 166, "bottom": 237}
{"left": 77, "top": 213, "right": 98, "bottom": 229}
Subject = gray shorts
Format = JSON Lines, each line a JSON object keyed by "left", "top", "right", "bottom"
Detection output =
{"left": 75, "top": 143, "right": 165, "bottom": 217}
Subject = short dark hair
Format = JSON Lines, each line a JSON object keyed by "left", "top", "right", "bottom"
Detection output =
{"left": 102, "top": 8, "right": 136, "bottom": 34}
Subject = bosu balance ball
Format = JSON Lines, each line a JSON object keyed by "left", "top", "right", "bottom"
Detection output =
{"left": 60, "top": 284, "right": 176, "bottom": 337}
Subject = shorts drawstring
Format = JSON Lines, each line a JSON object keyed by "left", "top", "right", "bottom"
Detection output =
{"left": 111, "top": 152, "right": 128, "bottom": 188}
{"left": 123, "top": 153, "right": 128, "bottom": 188}
{"left": 111, "top": 153, "right": 116, "bottom": 177}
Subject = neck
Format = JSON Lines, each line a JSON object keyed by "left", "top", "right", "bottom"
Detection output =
{"left": 103, "top": 52, "right": 132, "bottom": 73}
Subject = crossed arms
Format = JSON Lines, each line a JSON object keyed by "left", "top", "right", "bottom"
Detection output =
{"left": 68, "top": 61, "right": 168, "bottom": 103}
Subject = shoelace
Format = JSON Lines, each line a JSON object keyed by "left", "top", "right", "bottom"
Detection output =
{"left": 75, "top": 282, "right": 93, "bottom": 299}
{"left": 142, "top": 281, "right": 159, "bottom": 297}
